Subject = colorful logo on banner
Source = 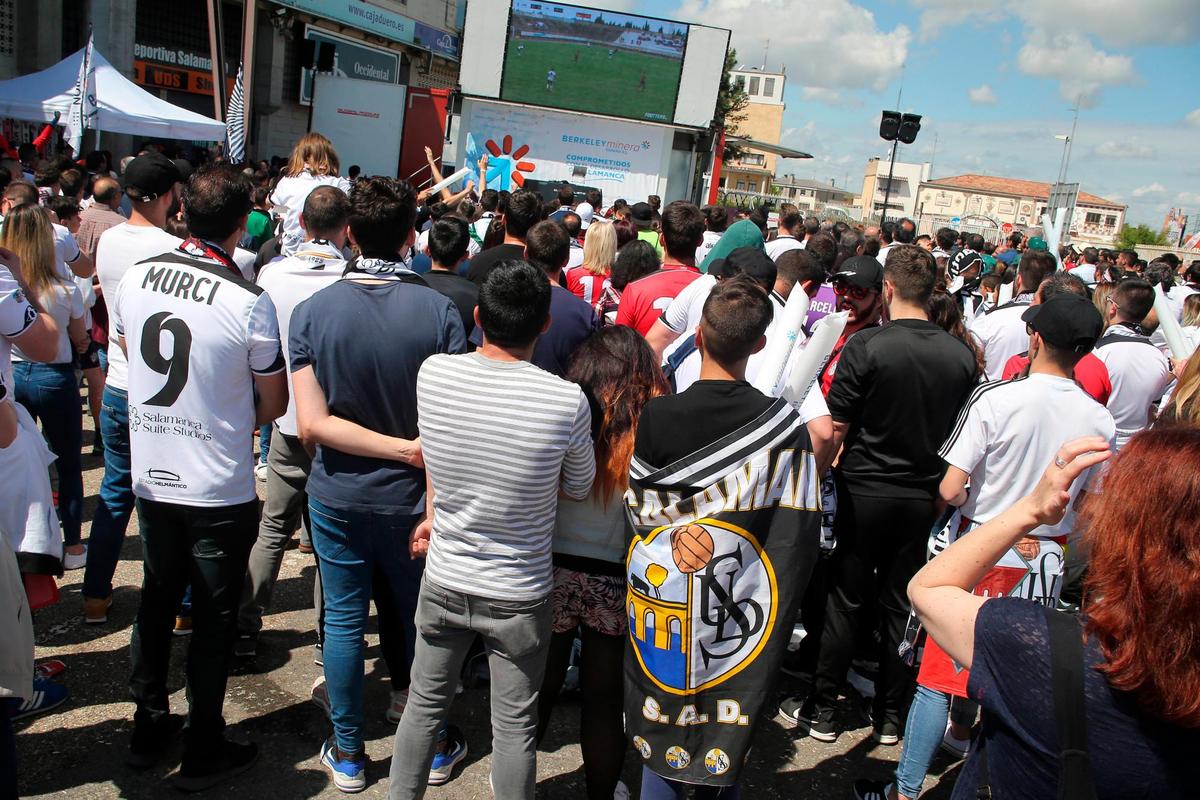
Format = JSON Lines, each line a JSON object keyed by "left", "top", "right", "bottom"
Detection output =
{"left": 478, "top": 135, "right": 537, "bottom": 191}
{"left": 627, "top": 520, "right": 777, "bottom": 695}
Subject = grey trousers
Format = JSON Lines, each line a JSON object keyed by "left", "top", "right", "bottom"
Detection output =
{"left": 238, "top": 426, "right": 322, "bottom": 635}
{"left": 387, "top": 578, "right": 552, "bottom": 800}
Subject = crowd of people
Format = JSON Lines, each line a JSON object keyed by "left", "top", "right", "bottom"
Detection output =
{"left": 0, "top": 129, "right": 1197, "bottom": 800}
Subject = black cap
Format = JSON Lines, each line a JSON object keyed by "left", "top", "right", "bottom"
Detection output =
{"left": 831, "top": 255, "right": 884, "bottom": 291}
{"left": 1022, "top": 294, "right": 1104, "bottom": 353}
{"left": 172, "top": 158, "right": 195, "bottom": 183}
{"left": 631, "top": 201, "right": 654, "bottom": 224}
{"left": 714, "top": 246, "right": 777, "bottom": 290}
{"left": 124, "top": 152, "right": 181, "bottom": 203}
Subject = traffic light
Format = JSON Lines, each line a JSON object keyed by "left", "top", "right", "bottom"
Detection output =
{"left": 879, "top": 110, "right": 900, "bottom": 141}
{"left": 898, "top": 113, "right": 922, "bottom": 145}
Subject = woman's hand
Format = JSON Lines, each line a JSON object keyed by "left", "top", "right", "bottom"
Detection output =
{"left": 1024, "top": 436, "right": 1112, "bottom": 527}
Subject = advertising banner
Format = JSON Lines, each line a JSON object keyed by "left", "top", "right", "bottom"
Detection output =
{"left": 272, "top": 0, "right": 460, "bottom": 60}
{"left": 459, "top": 100, "right": 671, "bottom": 202}
{"left": 301, "top": 25, "right": 401, "bottom": 105}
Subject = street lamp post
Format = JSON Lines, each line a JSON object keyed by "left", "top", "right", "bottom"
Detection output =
{"left": 877, "top": 110, "right": 921, "bottom": 223}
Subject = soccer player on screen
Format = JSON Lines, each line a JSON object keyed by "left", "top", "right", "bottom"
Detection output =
{"left": 546, "top": 68, "right": 556, "bottom": 92}
{"left": 517, "top": 43, "right": 525, "bottom": 56}
{"left": 638, "top": 72, "right": 647, "bottom": 92}
{"left": 607, "top": 48, "right": 616, "bottom": 59}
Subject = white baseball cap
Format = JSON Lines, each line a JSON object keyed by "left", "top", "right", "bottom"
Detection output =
{"left": 576, "top": 202, "right": 595, "bottom": 229}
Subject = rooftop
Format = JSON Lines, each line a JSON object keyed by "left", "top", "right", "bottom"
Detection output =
{"left": 774, "top": 175, "right": 855, "bottom": 194}
{"left": 924, "top": 174, "right": 1122, "bottom": 209}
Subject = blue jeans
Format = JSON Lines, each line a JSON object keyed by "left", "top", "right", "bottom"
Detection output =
{"left": 82, "top": 386, "right": 134, "bottom": 598}
{"left": 894, "top": 683, "right": 950, "bottom": 798}
{"left": 308, "top": 497, "right": 424, "bottom": 755}
{"left": 257, "top": 423, "right": 270, "bottom": 465}
{"left": 640, "top": 768, "right": 741, "bottom": 799}
{"left": 13, "top": 362, "right": 82, "bottom": 546}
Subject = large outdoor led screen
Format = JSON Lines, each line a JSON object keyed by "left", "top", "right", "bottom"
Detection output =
{"left": 500, "top": 1, "right": 688, "bottom": 123}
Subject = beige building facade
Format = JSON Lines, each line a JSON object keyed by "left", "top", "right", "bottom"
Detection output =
{"left": 720, "top": 67, "right": 785, "bottom": 195}
{"left": 915, "top": 174, "right": 1126, "bottom": 246}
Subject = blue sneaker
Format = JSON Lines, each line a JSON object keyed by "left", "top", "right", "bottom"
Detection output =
{"left": 427, "top": 725, "right": 467, "bottom": 786}
{"left": 10, "top": 678, "right": 68, "bottom": 721}
{"left": 320, "top": 737, "right": 366, "bottom": 793}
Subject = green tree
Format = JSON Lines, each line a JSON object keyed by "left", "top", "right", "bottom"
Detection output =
{"left": 714, "top": 48, "right": 749, "bottom": 161}
{"left": 1116, "top": 223, "right": 1168, "bottom": 249}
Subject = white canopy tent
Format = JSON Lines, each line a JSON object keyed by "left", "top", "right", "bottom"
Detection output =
{"left": 0, "top": 46, "right": 226, "bottom": 141}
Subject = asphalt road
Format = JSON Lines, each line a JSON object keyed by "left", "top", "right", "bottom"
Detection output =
{"left": 16, "top": 415, "right": 963, "bottom": 799}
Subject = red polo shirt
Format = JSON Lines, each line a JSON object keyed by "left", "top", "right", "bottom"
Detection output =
{"left": 614, "top": 263, "right": 701, "bottom": 336}
{"left": 1001, "top": 352, "right": 1111, "bottom": 405}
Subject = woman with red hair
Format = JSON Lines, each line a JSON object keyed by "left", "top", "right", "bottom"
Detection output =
{"left": 906, "top": 430, "right": 1200, "bottom": 799}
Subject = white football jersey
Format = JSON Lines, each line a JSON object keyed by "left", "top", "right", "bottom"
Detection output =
{"left": 112, "top": 248, "right": 284, "bottom": 506}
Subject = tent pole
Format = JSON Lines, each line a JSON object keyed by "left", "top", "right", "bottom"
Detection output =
{"left": 206, "top": 0, "right": 226, "bottom": 122}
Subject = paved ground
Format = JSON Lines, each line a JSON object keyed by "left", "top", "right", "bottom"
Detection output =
{"left": 17, "top": 414, "right": 964, "bottom": 799}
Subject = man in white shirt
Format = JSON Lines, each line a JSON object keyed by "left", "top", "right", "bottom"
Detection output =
{"left": 237, "top": 186, "right": 349, "bottom": 655}
{"left": 856, "top": 293, "right": 1116, "bottom": 800}
{"left": 81, "top": 152, "right": 185, "bottom": 624}
{"left": 765, "top": 207, "right": 804, "bottom": 261}
{"left": 1092, "top": 278, "right": 1173, "bottom": 450}
{"left": 113, "top": 165, "right": 287, "bottom": 789}
{"left": 968, "top": 249, "right": 1056, "bottom": 380}
{"left": 1068, "top": 246, "right": 1100, "bottom": 285}
{"left": 656, "top": 248, "right": 834, "bottom": 468}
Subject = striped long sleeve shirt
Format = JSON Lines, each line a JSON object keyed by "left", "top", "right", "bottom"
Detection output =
{"left": 417, "top": 352, "right": 595, "bottom": 600}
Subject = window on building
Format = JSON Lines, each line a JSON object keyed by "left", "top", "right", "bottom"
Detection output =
{"left": 736, "top": 180, "right": 746, "bottom": 191}
{"left": 718, "top": 177, "right": 726, "bottom": 188}
{"left": 1105, "top": 215, "right": 1117, "bottom": 227}
{"left": 734, "top": 75, "right": 745, "bottom": 91}
{"left": 748, "top": 76, "right": 760, "bottom": 95}
{"left": 764, "top": 77, "right": 775, "bottom": 97}
{"left": 741, "top": 153, "right": 765, "bottom": 166}
{"left": 748, "top": 182, "right": 759, "bottom": 193}
{"left": 1085, "top": 212, "right": 1101, "bottom": 225}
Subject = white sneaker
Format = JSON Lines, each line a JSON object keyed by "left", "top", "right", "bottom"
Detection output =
{"left": 940, "top": 721, "right": 970, "bottom": 758}
{"left": 613, "top": 780, "right": 631, "bottom": 800}
{"left": 255, "top": 462, "right": 269, "bottom": 481}
{"left": 386, "top": 688, "right": 409, "bottom": 723}
{"left": 311, "top": 676, "right": 332, "bottom": 720}
{"left": 63, "top": 546, "right": 87, "bottom": 571}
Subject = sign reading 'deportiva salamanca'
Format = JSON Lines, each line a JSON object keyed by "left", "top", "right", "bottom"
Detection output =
{"left": 300, "top": 26, "right": 401, "bottom": 105}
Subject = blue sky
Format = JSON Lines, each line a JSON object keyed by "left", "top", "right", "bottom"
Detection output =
{"left": 616, "top": 0, "right": 1200, "bottom": 227}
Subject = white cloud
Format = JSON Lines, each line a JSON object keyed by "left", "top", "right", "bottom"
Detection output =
{"left": 1132, "top": 183, "right": 1165, "bottom": 197}
{"left": 914, "top": 0, "right": 1200, "bottom": 49}
{"left": 1187, "top": 109, "right": 1200, "bottom": 127}
{"left": 1093, "top": 140, "right": 1156, "bottom": 159}
{"left": 800, "top": 87, "right": 863, "bottom": 107}
{"left": 1016, "top": 30, "right": 1135, "bottom": 106}
{"left": 1178, "top": 191, "right": 1200, "bottom": 205}
{"left": 673, "top": 0, "right": 909, "bottom": 91}
{"left": 968, "top": 84, "right": 997, "bottom": 105}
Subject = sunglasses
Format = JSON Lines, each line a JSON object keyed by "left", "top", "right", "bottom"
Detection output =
{"left": 833, "top": 283, "right": 873, "bottom": 301}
